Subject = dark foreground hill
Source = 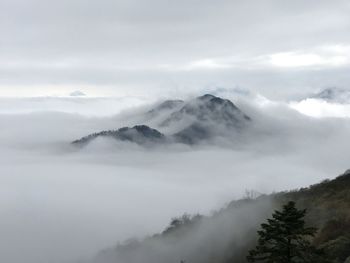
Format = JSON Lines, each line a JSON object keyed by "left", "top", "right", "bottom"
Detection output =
{"left": 93, "top": 170, "right": 350, "bottom": 263}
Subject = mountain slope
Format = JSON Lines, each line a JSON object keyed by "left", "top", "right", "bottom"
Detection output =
{"left": 161, "top": 94, "right": 250, "bottom": 128}
{"left": 93, "top": 170, "right": 350, "bottom": 263}
{"left": 72, "top": 94, "right": 251, "bottom": 147}
{"left": 72, "top": 125, "right": 165, "bottom": 146}
{"left": 147, "top": 100, "right": 185, "bottom": 116}
{"left": 311, "top": 87, "right": 350, "bottom": 104}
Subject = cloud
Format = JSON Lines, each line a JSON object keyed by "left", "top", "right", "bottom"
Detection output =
{"left": 290, "top": 98, "right": 350, "bottom": 118}
{"left": 0, "top": 96, "right": 149, "bottom": 116}
{"left": 1, "top": 0, "right": 350, "bottom": 97}
{"left": 160, "top": 59, "right": 233, "bottom": 71}
{"left": 166, "top": 44, "right": 350, "bottom": 72}
{"left": 267, "top": 45, "right": 350, "bottom": 69}
{"left": 1, "top": 96, "right": 350, "bottom": 263}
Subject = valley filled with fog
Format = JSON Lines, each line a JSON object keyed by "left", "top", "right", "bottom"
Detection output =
{"left": 1, "top": 91, "right": 350, "bottom": 263}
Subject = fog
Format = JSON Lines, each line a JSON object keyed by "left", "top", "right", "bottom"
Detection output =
{"left": 1, "top": 94, "right": 350, "bottom": 263}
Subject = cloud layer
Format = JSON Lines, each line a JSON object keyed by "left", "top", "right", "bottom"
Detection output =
{"left": 2, "top": 0, "right": 350, "bottom": 97}
{"left": 1, "top": 95, "right": 350, "bottom": 263}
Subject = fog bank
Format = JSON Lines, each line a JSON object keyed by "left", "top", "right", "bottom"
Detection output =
{"left": 1, "top": 96, "right": 350, "bottom": 263}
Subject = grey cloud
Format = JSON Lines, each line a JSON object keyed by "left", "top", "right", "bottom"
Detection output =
{"left": 2, "top": 0, "right": 350, "bottom": 96}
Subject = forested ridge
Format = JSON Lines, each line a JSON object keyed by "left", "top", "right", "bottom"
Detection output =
{"left": 94, "top": 170, "right": 350, "bottom": 263}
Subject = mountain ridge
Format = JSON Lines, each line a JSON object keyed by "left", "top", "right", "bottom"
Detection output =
{"left": 72, "top": 125, "right": 165, "bottom": 146}
{"left": 93, "top": 169, "right": 350, "bottom": 263}
{"left": 72, "top": 94, "right": 251, "bottom": 147}
{"left": 310, "top": 87, "right": 350, "bottom": 104}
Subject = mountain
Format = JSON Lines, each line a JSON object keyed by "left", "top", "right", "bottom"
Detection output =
{"left": 161, "top": 94, "right": 250, "bottom": 128}
{"left": 311, "top": 87, "right": 350, "bottom": 104}
{"left": 164, "top": 94, "right": 251, "bottom": 144}
{"left": 72, "top": 94, "right": 250, "bottom": 147}
{"left": 69, "top": 90, "right": 86, "bottom": 97}
{"left": 147, "top": 100, "right": 185, "bottom": 116}
{"left": 72, "top": 125, "right": 166, "bottom": 146}
{"left": 93, "top": 170, "right": 350, "bottom": 263}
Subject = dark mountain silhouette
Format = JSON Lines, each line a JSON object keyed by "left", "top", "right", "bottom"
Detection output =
{"left": 161, "top": 94, "right": 250, "bottom": 128}
{"left": 72, "top": 125, "right": 165, "bottom": 146}
{"left": 173, "top": 122, "right": 213, "bottom": 144}
{"left": 92, "top": 169, "right": 350, "bottom": 263}
{"left": 161, "top": 94, "right": 251, "bottom": 144}
{"left": 72, "top": 94, "right": 251, "bottom": 146}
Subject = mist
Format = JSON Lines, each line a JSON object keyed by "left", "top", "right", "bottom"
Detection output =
{"left": 0, "top": 94, "right": 349, "bottom": 263}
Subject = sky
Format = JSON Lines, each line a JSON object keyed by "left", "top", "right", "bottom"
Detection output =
{"left": 1, "top": 0, "right": 350, "bottom": 98}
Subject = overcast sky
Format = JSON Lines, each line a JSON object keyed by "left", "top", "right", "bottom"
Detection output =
{"left": 1, "top": 0, "right": 350, "bottom": 98}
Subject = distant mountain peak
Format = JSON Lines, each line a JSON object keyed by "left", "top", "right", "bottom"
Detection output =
{"left": 69, "top": 90, "right": 86, "bottom": 97}
{"left": 72, "top": 94, "right": 251, "bottom": 147}
{"left": 197, "top": 94, "right": 216, "bottom": 100}
{"left": 72, "top": 125, "right": 165, "bottom": 146}
{"left": 161, "top": 94, "right": 250, "bottom": 128}
{"left": 311, "top": 87, "right": 350, "bottom": 103}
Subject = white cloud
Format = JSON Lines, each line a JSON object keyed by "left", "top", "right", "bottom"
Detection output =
{"left": 269, "top": 52, "right": 327, "bottom": 68}
{"left": 158, "top": 44, "right": 350, "bottom": 73}
{"left": 184, "top": 59, "right": 232, "bottom": 70}
{"left": 267, "top": 45, "right": 350, "bottom": 69}
{"left": 0, "top": 96, "right": 149, "bottom": 116}
{"left": 290, "top": 98, "right": 350, "bottom": 118}
{"left": 158, "top": 58, "right": 236, "bottom": 71}
{"left": 1, "top": 96, "right": 350, "bottom": 263}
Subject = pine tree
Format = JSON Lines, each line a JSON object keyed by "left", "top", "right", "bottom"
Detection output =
{"left": 247, "top": 201, "right": 327, "bottom": 262}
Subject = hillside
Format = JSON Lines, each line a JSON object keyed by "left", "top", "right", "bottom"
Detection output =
{"left": 93, "top": 170, "right": 350, "bottom": 263}
{"left": 72, "top": 125, "right": 166, "bottom": 146}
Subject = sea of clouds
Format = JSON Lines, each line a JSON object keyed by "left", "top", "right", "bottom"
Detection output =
{"left": 1, "top": 92, "right": 350, "bottom": 263}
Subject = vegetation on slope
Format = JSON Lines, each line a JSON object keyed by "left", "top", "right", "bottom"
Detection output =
{"left": 94, "top": 170, "right": 350, "bottom": 263}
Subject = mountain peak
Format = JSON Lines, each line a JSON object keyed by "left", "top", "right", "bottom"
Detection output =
{"left": 197, "top": 94, "right": 216, "bottom": 100}
{"left": 161, "top": 94, "right": 250, "bottom": 127}
{"left": 72, "top": 94, "right": 251, "bottom": 147}
{"left": 69, "top": 90, "right": 86, "bottom": 97}
{"left": 311, "top": 87, "right": 350, "bottom": 103}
